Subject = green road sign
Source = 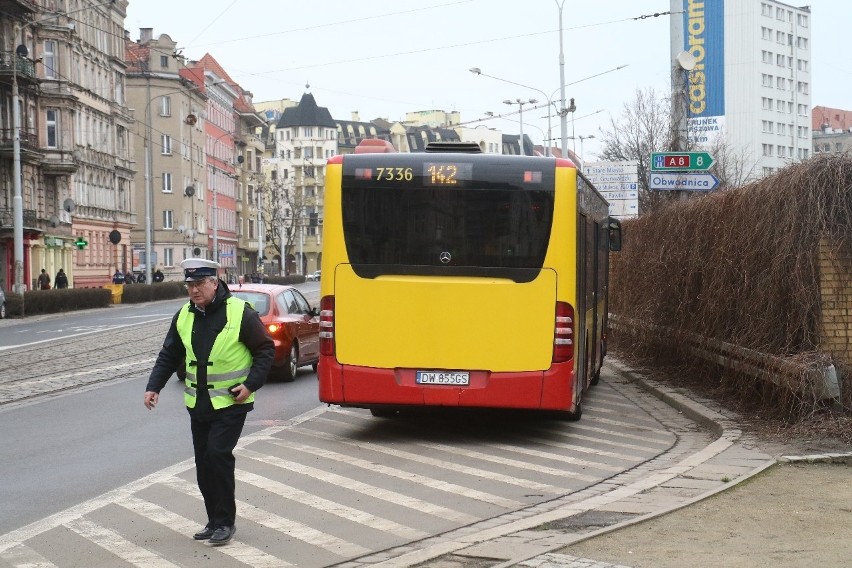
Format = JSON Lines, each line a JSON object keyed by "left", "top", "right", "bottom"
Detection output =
{"left": 651, "top": 152, "right": 715, "bottom": 171}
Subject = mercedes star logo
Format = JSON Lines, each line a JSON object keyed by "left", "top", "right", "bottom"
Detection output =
{"left": 439, "top": 252, "right": 452, "bottom": 264}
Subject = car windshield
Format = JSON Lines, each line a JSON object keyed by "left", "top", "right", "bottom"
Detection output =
{"left": 232, "top": 291, "right": 270, "bottom": 315}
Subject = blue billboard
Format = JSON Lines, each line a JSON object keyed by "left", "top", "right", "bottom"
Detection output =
{"left": 683, "top": 0, "right": 724, "bottom": 118}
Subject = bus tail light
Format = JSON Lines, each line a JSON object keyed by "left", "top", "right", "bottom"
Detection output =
{"left": 553, "top": 301, "right": 574, "bottom": 363}
{"left": 319, "top": 295, "right": 335, "bottom": 356}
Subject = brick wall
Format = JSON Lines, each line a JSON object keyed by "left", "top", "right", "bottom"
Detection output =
{"left": 819, "top": 238, "right": 852, "bottom": 363}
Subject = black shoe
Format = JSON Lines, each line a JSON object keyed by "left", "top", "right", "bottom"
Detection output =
{"left": 193, "top": 523, "right": 215, "bottom": 540}
{"left": 209, "top": 525, "right": 236, "bottom": 545}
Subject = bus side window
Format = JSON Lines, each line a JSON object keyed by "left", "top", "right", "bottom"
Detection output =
{"left": 608, "top": 218, "right": 623, "bottom": 252}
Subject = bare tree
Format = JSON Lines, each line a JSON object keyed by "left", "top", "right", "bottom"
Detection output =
{"left": 704, "top": 133, "right": 761, "bottom": 189}
{"left": 259, "top": 177, "right": 307, "bottom": 275}
{"left": 597, "top": 87, "right": 758, "bottom": 211}
{"left": 597, "top": 87, "right": 675, "bottom": 213}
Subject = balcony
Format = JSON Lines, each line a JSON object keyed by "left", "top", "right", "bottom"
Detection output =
{"left": 0, "top": 52, "right": 37, "bottom": 84}
{"left": 0, "top": 207, "right": 38, "bottom": 232}
{"left": 0, "top": 127, "right": 42, "bottom": 162}
{"left": 0, "top": 0, "right": 37, "bottom": 14}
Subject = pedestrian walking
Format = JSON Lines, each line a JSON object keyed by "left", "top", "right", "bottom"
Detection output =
{"left": 143, "top": 258, "right": 274, "bottom": 546}
{"left": 38, "top": 269, "right": 51, "bottom": 290}
{"left": 124, "top": 270, "right": 135, "bottom": 284}
{"left": 112, "top": 269, "right": 125, "bottom": 284}
{"left": 55, "top": 268, "right": 68, "bottom": 289}
{"left": 153, "top": 267, "right": 165, "bottom": 283}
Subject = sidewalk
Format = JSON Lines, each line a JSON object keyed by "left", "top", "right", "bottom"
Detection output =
{"left": 349, "top": 358, "right": 852, "bottom": 567}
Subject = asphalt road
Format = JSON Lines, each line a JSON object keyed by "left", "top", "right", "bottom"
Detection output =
{"left": 0, "top": 281, "right": 709, "bottom": 567}
{"left": 0, "top": 283, "right": 323, "bottom": 535}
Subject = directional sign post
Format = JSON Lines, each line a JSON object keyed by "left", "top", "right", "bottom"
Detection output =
{"left": 648, "top": 172, "right": 720, "bottom": 191}
{"left": 651, "top": 152, "right": 715, "bottom": 172}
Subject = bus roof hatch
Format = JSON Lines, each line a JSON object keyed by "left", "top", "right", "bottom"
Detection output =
{"left": 354, "top": 139, "right": 397, "bottom": 153}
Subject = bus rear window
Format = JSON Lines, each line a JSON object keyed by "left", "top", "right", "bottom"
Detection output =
{"left": 341, "top": 158, "right": 555, "bottom": 281}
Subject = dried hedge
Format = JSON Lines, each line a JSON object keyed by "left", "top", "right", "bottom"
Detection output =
{"left": 610, "top": 154, "right": 852, "bottom": 414}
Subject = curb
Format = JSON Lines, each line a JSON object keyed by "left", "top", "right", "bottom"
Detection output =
{"left": 492, "top": 358, "right": 780, "bottom": 566}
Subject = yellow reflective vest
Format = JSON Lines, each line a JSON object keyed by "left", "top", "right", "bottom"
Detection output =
{"left": 177, "top": 297, "right": 254, "bottom": 409}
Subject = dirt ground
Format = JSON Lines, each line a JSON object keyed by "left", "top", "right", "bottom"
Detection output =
{"left": 565, "top": 460, "right": 852, "bottom": 568}
{"left": 563, "top": 354, "right": 852, "bottom": 567}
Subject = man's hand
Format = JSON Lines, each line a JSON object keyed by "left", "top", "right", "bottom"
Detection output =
{"left": 144, "top": 391, "right": 159, "bottom": 410}
{"left": 230, "top": 384, "right": 252, "bottom": 403}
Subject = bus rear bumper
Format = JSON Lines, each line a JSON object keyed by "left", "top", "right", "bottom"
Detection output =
{"left": 318, "top": 357, "right": 576, "bottom": 411}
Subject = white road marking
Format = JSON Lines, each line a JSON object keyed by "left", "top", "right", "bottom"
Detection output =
{"left": 120, "top": 495, "right": 290, "bottom": 568}
{"left": 240, "top": 447, "right": 479, "bottom": 523}
{"left": 161, "top": 476, "right": 368, "bottom": 558}
{"left": 264, "top": 434, "right": 525, "bottom": 508}
{"left": 65, "top": 517, "right": 181, "bottom": 568}
{"left": 234, "top": 469, "right": 428, "bottom": 540}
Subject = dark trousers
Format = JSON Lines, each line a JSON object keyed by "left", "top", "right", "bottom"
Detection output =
{"left": 190, "top": 410, "right": 247, "bottom": 527}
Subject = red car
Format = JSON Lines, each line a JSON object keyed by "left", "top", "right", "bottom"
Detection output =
{"left": 231, "top": 283, "right": 320, "bottom": 381}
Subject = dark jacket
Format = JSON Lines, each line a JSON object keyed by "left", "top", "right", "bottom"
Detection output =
{"left": 145, "top": 280, "right": 274, "bottom": 419}
{"left": 55, "top": 271, "right": 68, "bottom": 289}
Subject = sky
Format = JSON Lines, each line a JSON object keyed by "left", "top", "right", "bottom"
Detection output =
{"left": 124, "top": 0, "right": 851, "bottom": 160}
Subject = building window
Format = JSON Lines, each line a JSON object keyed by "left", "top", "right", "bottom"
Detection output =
{"left": 161, "top": 134, "right": 172, "bottom": 155}
{"left": 43, "top": 40, "right": 57, "bottom": 79}
{"left": 798, "top": 14, "right": 809, "bottom": 27}
{"left": 762, "top": 144, "right": 774, "bottom": 156}
{"left": 160, "top": 96, "right": 171, "bottom": 117}
{"left": 163, "top": 209, "right": 173, "bottom": 229}
{"left": 46, "top": 109, "right": 58, "bottom": 148}
{"left": 160, "top": 55, "right": 169, "bottom": 69}
{"left": 761, "top": 27, "right": 772, "bottom": 40}
{"left": 162, "top": 172, "right": 172, "bottom": 193}
{"left": 762, "top": 74, "right": 773, "bottom": 87}
{"left": 164, "top": 247, "right": 174, "bottom": 267}
{"left": 776, "top": 54, "right": 785, "bottom": 67}
{"left": 761, "top": 3, "right": 772, "bottom": 17}
{"left": 776, "top": 77, "right": 786, "bottom": 90}
{"left": 761, "top": 50, "right": 772, "bottom": 64}
{"left": 303, "top": 127, "right": 313, "bottom": 138}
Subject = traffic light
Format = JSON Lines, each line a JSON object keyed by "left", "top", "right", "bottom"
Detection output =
{"left": 75, "top": 236, "right": 88, "bottom": 250}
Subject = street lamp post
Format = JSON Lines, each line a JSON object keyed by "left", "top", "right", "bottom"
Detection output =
{"left": 502, "top": 98, "right": 537, "bottom": 155}
{"left": 11, "top": 40, "right": 25, "bottom": 295}
{"left": 556, "top": 0, "right": 568, "bottom": 157}
{"left": 471, "top": 68, "right": 553, "bottom": 156}
{"left": 568, "top": 134, "right": 595, "bottom": 161}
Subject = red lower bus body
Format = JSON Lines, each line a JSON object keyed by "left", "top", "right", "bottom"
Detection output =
{"left": 318, "top": 357, "right": 577, "bottom": 411}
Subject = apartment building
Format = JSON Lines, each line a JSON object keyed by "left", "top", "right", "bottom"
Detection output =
{"left": 264, "top": 91, "right": 337, "bottom": 276}
{"left": 0, "top": 0, "right": 134, "bottom": 291}
{"left": 126, "top": 29, "right": 207, "bottom": 282}
{"left": 674, "top": 0, "right": 812, "bottom": 179}
{"left": 812, "top": 105, "right": 852, "bottom": 156}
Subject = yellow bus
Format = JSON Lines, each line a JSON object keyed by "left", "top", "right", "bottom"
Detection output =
{"left": 318, "top": 140, "right": 621, "bottom": 419}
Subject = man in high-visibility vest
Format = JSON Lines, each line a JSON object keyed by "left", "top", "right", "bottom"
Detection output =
{"left": 144, "top": 258, "right": 274, "bottom": 546}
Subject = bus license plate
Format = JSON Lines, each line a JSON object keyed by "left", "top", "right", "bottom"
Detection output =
{"left": 416, "top": 371, "right": 470, "bottom": 386}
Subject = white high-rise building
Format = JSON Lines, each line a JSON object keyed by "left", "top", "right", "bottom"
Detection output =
{"left": 672, "top": 0, "right": 812, "bottom": 180}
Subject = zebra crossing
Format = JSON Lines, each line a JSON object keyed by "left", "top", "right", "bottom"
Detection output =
{"left": 0, "top": 378, "right": 676, "bottom": 568}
